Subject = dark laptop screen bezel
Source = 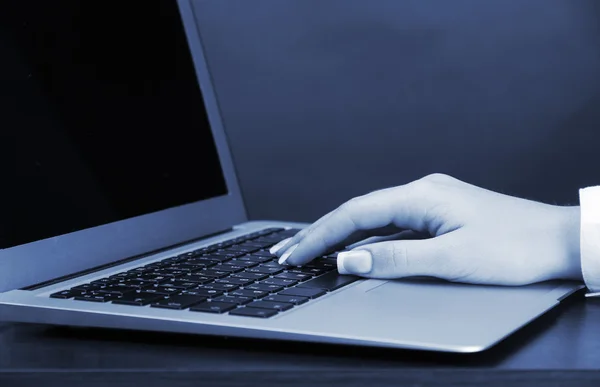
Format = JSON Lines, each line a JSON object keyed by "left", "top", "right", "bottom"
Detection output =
{"left": 0, "top": 0, "right": 247, "bottom": 292}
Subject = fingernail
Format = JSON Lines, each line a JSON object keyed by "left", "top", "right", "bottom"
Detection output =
{"left": 270, "top": 238, "right": 291, "bottom": 255}
{"left": 337, "top": 250, "right": 372, "bottom": 275}
{"left": 278, "top": 243, "right": 298, "bottom": 265}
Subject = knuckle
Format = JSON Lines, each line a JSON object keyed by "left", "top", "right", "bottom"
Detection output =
{"left": 339, "top": 199, "right": 354, "bottom": 211}
{"left": 423, "top": 173, "right": 454, "bottom": 183}
{"left": 412, "top": 173, "right": 459, "bottom": 197}
{"left": 412, "top": 176, "right": 436, "bottom": 194}
{"left": 339, "top": 197, "right": 362, "bottom": 214}
{"left": 312, "top": 232, "right": 331, "bottom": 253}
{"left": 297, "top": 226, "right": 312, "bottom": 238}
{"left": 380, "top": 243, "right": 409, "bottom": 276}
{"left": 301, "top": 226, "right": 329, "bottom": 251}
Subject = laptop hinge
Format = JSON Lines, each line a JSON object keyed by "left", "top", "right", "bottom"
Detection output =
{"left": 21, "top": 227, "right": 234, "bottom": 291}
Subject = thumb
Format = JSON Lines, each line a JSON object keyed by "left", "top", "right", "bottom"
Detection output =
{"left": 336, "top": 234, "right": 458, "bottom": 280}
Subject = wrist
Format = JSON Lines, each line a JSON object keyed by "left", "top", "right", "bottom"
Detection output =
{"left": 558, "top": 205, "right": 582, "bottom": 281}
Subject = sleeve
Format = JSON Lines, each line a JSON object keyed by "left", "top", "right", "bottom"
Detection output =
{"left": 579, "top": 186, "right": 600, "bottom": 296}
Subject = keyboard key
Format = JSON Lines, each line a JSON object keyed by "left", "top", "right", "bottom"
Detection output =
{"left": 278, "top": 228, "right": 302, "bottom": 236}
{"left": 305, "top": 261, "right": 337, "bottom": 270}
{"left": 167, "top": 263, "right": 210, "bottom": 272}
{"left": 284, "top": 270, "right": 316, "bottom": 278}
{"left": 208, "top": 251, "right": 242, "bottom": 259}
{"left": 252, "top": 236, "right": 278, "bottom": 243}
{"left": 263, "top": 278, "right": 298, "bottom": 287}
{"left": 231, "top": 272, "right": 269, "bottom": 281}
{"left": 274, "top": 272, "right": 312, "bottom": 282}
{"left": 279, "top": 287, "right": 326, "bottom": 299}
{"left": 197, "top": 282, "right": 240, "bottom": 292}
{"left": 221, "top": 260, "right": 258, "bottom": 268}
{"left": 150, "top": 294, "right": 208, "bottom": 310}
{"left": 97, "top": 285, "right": 138, "bottom": 296}
{"left": 243, "top": 245, "right": 271, "bottom": 252}
{"left": 210, "top": 265, "right": 245, "bottom": 273}
{"left": 123, "top": 279, "right": 159, "bottom": 289}
{"left": 320, "top": 258, "right": 339, "bottom": 266}
{"left": 161, "top": 256, "right": 188, "bottom": 264}
{"left": 109, "top": 272, "right": 140, "bottom": 280}
{"left": 250, "top": 251, "right": 275, "bottom": 258}
{"left": 225, "top": 246, "right": 259, "bottom": 254}
{"left": 260, "top": 227, "right": 285, "bottom": 234}
{"left": 144, "top": 287, "right": 180, "bottom": 296}
{"left": 245, "top": 266, "right": 284, "bottom": 275}
{"left": 143, "top": 262, "right": 169, "bottom": 270}
{"left": 289, "top": 267, "right": 328, "bottom": 276}
{"left": 71, "top": 283, "right": 104, "bottom": 292}
{"left": 193, "top": 255, "right": 232, "bottom": 263}
{"left": 262, "top": 295, "right": 309, "bottom": 305}
{"left": 256, "top": 231, "right": 286, "bottom": 239}
{"left": 211, "top": 295, "right": 253, "bottom": 305}
{"left": 151, "top": 269, "right": 188, "bottom": 277}
{"left": 156, "top": 280, "right": 198, "bottom": 290}
{"left": 180, "top": 274, "right": 213, "bottom": 284}
{"left": 215, "top": 277, "right": 254, "bottom": 286}
{"left": 184, "top": 258, "right": 221, "bottom": 266}
{"left": 259, "top": 261, "right": 284, "bottom": 268}
{"left": 91, "top": 277, "right": 120, "bottom": 285}
{"left": 191, "top": 249, "right": 217, "bottom": 256}
{"left": 105, "top": 280, "right": 141, "bottom": 288}
{"left": 211, "top": 241, "right": 235, "bottom": 250}
{"left": 311, "top": 258, "right": 337, "bottom": 267}
{"left": 112, "top": 291, "right": 165, "bottom": 306}
{"left": 246, "top": 300, "right": 293, "bottom": 311}
{"left": 197, "top": 269, "right": 230, "bottom": 278}
{"left": 233, "top": 255, "right": 271, "bottom": 264}
{"left": 128, "top": 267, "right": 152, "bottom": 274}
{"left": 243, "top": 230, "right": 265, "bottom": 239}
{"left": 238, "top": 241, "right": 268, "bottom": 248}
{"left": 190, "top": 301, "right": 237, "bottom": 314}
{"left": 228, "top": 289, "right": 269, "bottom": 299}
{"left": 246, "top": 283, "right": 284, "bottom": 293}
{"left": 181, "top": 288, "right": 224, "bottom": 298}
{"left": 241, "top": 240, "right": 275, "bottom": 249}
{"left": 178, "top": 251, "right": 202, "bottom": 259}
{"left": 74, "top": 292, "right": 117, "bottom": 303}
{"left": 229, "top": 307, "right": 278, "bottom": 318}
{"left": 297, "top": 272, "right": 360, "bottom": 291}
{"left": 50, "top": 289, "right": 83, "bottom": 299}
{"left": 136, "top": 274, "right": 171, "bottom": 283}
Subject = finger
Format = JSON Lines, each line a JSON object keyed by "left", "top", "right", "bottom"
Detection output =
{"left": 281, "top": 181, "right": 452, "bottom": 266}
{"left": 271, "top": 185, "right": 421, "bottom": 256}
{"left": 273, "top": 173, "right": 462, "bottom": 255}
{"left": 272, "top": 224, "right": 405, "bottom": 265}
{"left": 337, "top": 234, "right": 459, "bottom": 280}
{"left": 269, "top": 211, "right": 336, "bottom": 255}
{"left": 271, "top": 201, "right": 405, "bottom": 256}
{"left": 345, "top": 230, "right": 427, "bottom": 250}
{"left": 305, "top": 224, "right": 406, "bottom": 254}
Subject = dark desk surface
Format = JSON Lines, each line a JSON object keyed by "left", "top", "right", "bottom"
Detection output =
{"left": 1, "top": 294, "right": 600, "bottom": 386}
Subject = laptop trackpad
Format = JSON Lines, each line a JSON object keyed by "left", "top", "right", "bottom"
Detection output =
{"left": 366, "top": 277, "right": 561, "bottom": 300}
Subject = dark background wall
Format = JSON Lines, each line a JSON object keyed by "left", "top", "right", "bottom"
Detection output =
{"left": 194, "top": 0, "right": 600, "bottom": 222}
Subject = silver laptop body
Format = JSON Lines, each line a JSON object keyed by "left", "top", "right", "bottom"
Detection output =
{"left": 0, "top": 0, "right": 583, "bottom": 353}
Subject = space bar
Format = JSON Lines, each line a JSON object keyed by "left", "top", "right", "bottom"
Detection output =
{"left": 297, "top": 271, "right": 360, "bottom": 291}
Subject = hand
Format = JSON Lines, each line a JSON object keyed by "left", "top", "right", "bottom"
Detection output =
{"left": 270, "top": 174, "right": 582, "bottom": 286}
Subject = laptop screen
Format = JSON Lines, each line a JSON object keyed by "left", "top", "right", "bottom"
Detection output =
{"left": 0, "top": 1, "right": 228, "bottom": 249}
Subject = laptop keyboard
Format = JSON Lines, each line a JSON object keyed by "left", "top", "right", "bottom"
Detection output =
{"left": 49, "top": 228, "right": 360, "bottom": 318}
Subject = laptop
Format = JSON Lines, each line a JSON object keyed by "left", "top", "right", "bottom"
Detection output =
{"left": 0, "top": 0, "right": 584, "bottom": 353}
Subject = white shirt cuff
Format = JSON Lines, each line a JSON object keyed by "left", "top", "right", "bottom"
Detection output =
{"left": 579, "top": 186, "right": 600, "bottom": 293}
